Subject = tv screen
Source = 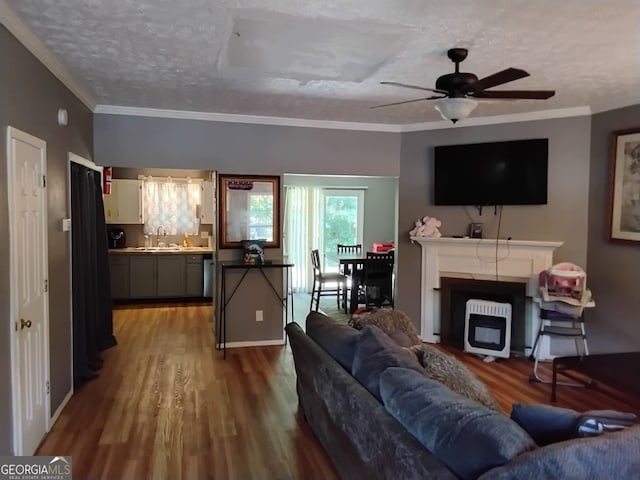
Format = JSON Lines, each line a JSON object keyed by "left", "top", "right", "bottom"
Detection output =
{"left": 433, "top": 138, "right": 548, "bottom": 206}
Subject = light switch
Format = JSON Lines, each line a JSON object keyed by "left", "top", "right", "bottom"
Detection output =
{"left": 62, "top": 218, "right": 72, "bottom": 232}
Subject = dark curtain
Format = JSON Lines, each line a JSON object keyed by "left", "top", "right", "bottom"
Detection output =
{"left": 71, "top": 163, "right": 117, "bottom": 388}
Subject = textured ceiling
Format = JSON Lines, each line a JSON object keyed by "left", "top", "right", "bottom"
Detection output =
{"left": 5, "top": 0, "right": 640, "bottom": 124}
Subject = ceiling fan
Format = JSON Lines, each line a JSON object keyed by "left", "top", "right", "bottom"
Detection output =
{"left": 373, "top": 48, "right": 555, "bottom": 123}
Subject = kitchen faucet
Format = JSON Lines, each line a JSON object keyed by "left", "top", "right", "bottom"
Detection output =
{"left": 156, "top": 225, "right": 167, "bottom": 246}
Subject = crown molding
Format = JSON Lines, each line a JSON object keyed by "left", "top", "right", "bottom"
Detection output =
{"left": 398, "top": 106, "right": 592, "bottom": 132}
{"left": 94, "top": 104, "right": 403, "bottom": 132}
{"left": 94, "top": 104, "right": 594, "bottom": 133}
{"left": 0, "top": 0, "right": 96, "bottom": 110}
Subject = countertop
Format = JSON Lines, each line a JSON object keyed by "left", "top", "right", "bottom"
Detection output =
{"left": 109, "top": 246, "right": 214, "bottom": 255}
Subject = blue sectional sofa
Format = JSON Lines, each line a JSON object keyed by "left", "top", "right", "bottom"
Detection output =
{"left": 285, "top": 312, "right": 640, "bottom": 479}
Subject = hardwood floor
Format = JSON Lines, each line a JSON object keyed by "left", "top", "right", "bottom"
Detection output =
{"left": 37, "top": 305, "right": 639, "bottom": 479}
{"left": 37, "top": 304, "right": 339, "bottom": 480}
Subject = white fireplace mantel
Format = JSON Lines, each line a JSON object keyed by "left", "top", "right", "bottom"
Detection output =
{"left": 411, "top": 236, "right": 563, "bottom": 358}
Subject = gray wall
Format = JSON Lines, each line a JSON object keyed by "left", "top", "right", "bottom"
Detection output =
{"left": 587, "top": 104, "right": 640, "bottom": 353}
{"left": 94, "top": 114, "right": 401, "bottom": 177}
{"left": 94, "top": 114, "right": 401, "bottom": 345}
{"left": 396, "top": 116, "right": 592, "bottom": 331}
{"left": 283, "top": 174, "right": 398, "bottom": 251}
{"left": 0, "top": 26, "right": 93, "bottom": 454}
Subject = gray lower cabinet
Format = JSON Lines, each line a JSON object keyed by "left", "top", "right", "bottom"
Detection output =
{"left": 109, "top": 255, "right": 130, "bottom": 299}
{"left": 186, "top": 254, "right": 204, "bottom": 297}
{"left": 129, "top": 255, "right": 157, "bottom": 298}
{"left": 157, "top": 255, "right": 187, "bottom": 297}
{"left": 110, "top": 253, "right": 204, "bottom": 299}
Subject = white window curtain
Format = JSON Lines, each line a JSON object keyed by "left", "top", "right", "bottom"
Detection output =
{"left": 143, "top": 180, "right": 201, "bottom": 235}
{"left": 284, "top": 186, "right": 322, "bottom": 293}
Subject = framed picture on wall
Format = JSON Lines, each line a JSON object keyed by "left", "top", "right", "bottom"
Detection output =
{"left": 609, "top": 128, "right": 640, "bottom": 243}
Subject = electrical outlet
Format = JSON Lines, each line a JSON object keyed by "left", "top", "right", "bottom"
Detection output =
{"left": 200, "top": 231, "right": 209, "bottom": 239}
{"left": 256, "top": 310, "right": 263, "bottom": 322}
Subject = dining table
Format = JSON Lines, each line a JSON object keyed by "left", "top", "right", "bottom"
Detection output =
{"left": 325, "top": 251, "right": 368, "bottom": 314}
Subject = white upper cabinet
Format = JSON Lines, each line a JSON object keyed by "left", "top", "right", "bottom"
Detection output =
{"left": 104, "top": 179, "right": 143, "bottom": 224}
{"left": 201, "top": 180, "right": 215, "bottom": 224}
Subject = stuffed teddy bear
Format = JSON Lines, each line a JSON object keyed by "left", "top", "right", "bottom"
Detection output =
{"left": 409, "top": 216, "right": 442, "bottom": 238}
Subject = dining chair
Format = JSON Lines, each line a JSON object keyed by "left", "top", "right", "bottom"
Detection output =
{"left": 310, "top": 249, "right": 348, "bottom": 312}
{"left": 336, "top": 243, "right": 363, "bottom": 274}
{"left": 337, "top": 244, "right": 363, "bottom": 312}
{"left": 361, "top": 252, "right": 395, "bottom": 310}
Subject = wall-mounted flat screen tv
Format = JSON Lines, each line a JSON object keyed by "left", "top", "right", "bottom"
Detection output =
{"left": 433, "top": 138, "right": 548, "bottom": 206}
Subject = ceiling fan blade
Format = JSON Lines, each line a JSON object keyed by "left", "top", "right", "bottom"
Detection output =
{"left": 471, "top": 90, "right": 556, "bottom": 100}
{"left": 467, "top": 68, "right": 530, "bottom": 92}
{"left": 370, "top": 96, "right": 445, "bottom": 109}
{"left": 381, "top": 81, "right": 447, "bottom": 95}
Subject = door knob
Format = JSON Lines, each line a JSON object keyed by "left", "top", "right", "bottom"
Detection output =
{"left": 20, "top": 318, "right": 32, "bottom": 329}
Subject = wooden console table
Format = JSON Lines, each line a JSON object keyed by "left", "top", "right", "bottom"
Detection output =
{"left": 552, "top": 351, "right": 640, "bottom": 401}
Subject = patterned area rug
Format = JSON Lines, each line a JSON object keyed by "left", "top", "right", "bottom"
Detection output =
{"left": 317, "top": 297, "right": 351, "bottom": 324}
{"left": 294, "top": 293, "right": 351, "bottom": 325}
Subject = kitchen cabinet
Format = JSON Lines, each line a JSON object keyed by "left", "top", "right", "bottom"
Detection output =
{"left": 186, "top": 254, "right": 204, "bottom": 297}
{"left": 110, "top": 252, "right": 204, "bottom": 299}
{"left": 104, "top": 179, "right": 144, "bottom": 224}
{"left": 129, "top": 255, "right": 156, "bottom": 298}
{"left": 201, "top": 180, "right": 215, "bottom": 224}
{"left": 109, "top": 255, "right": 130, "bottom": 299}
{"left": 157, "top": 255, "right": 187, "bottom": 297}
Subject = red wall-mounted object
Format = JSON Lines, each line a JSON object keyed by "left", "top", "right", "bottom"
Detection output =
{"left": 103, "top": 167, "right": 112, "bottom": 194}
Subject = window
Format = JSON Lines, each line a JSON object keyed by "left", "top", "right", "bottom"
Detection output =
{"left": 143, "top": 179, "right": 201, "bottom": 235}
{"left": 249, "top": 193, "right": 274, "bottom": 240}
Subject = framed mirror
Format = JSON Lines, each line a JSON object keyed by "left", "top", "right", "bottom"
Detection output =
{"left": 218, "top": 174, "right": 281, "bottom": 249}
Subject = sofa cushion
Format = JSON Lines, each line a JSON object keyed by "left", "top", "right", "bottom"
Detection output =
{"left": 305, "top": 312, "right": 361, "bottom": 371}
{"left": 351, "top": 325, "right": 424, "bottom": 401}
{"left": 407, "top": 344, "right": 500, "bottom": 411}
{"left": 478, "top": 425, "right": 640, "bottom": 480}
{"left": 349, "top": 309, "right": 422, "bottom": 346}
{"left": 380, "top": 367, "right": 536, "bottom": 480}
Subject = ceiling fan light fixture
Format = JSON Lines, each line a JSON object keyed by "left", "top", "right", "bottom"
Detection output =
{"left": 434, "top": 97, "right": 478, "bottom": 123}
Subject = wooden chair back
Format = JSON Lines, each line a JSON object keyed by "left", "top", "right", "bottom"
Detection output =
{"left": 337, "top": 244, "right": 362, "bottom": 254}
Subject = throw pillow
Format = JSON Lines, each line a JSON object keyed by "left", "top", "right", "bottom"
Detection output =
{"left": 407, "top": 343, "right": 501, "bottom": 411}
{"left": 510, "top": 403, "right": 579, "bottom": 445}
{"left": 380, "top": 367, "right": 536, "bottom": 480}
{"left": 575, "top": 410, "right": 638, "bottom": 437}
{"left": 305, "top": 311, "right": 361, "bottom": 371}
{"left": 348, "top": 309, "right": 421, "bottom": 346}
{"left": 511, "top": 404, "right": 639, "bottom": 445}
{"left": 351, "top": 325, "right": 424, "bottom": 401}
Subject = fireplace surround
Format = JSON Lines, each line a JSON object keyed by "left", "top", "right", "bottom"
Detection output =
{"left": 411, "top": 237, "right": 562, "bottom": 359}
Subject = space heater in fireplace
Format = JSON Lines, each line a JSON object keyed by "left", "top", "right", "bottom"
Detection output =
{"left": 464, "top": 299, "right": 512, "bottom": 358}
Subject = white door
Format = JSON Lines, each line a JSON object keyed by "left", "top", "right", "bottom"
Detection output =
{"left": 7, "top": 127, "right": 50, "bottom": 455}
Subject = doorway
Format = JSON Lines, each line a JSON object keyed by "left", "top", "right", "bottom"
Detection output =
{"left": 283, "top": 174, "right": 397, "bottom": 295}
{"left": 69, "top": 154, "right": 117, "bottom": 388}
{"left": 7, "top": 126, "right": 50, "bottom": 455}
{"left": 321, "top": 189, "right": 364, "bottom": 272}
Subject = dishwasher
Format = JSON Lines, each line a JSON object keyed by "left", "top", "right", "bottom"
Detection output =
{"left": 203, "top": 254, "right": 215, "bottom": 298}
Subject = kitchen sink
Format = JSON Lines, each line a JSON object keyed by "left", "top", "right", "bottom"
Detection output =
{"left": 134, "top": 245, "right": 205, "bottom": 252}
{"left": 135, "top": 246, "right": 181, "bottom": 252}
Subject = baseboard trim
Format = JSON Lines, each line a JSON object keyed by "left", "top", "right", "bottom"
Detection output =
{"left": 224, "top": 339, "right": 285, "bottom": 348}
{"left": 49, "top": 388, "right": 73, "bottom": 430}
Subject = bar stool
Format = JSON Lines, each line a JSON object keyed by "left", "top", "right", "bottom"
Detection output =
{"left": 529, "top": 309, "right": 589, "bottom": 385}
